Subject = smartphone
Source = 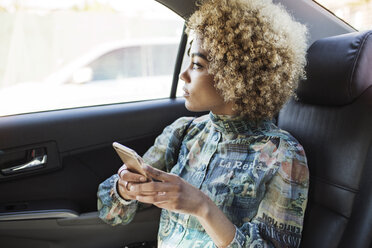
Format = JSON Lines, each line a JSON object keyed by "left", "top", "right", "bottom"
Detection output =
{"left": 112, "top": 142, "right": 147, "bottom": 177}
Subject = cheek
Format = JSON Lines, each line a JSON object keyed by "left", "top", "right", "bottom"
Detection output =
{"left": 191, "top": 74, "right": 214, "bottom": 91}
{"left": 192, "top": 82, "right": 212, "bottom": 99}
{"left": 202, "top": 81, "right": 222, "bottom": 99}
{"left": 188, "top": 73, "right": 219, "bottom": 98}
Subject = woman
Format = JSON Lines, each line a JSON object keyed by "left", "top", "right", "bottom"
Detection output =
{"left": 97, "top": 0, "right": 309, "bottom": 247}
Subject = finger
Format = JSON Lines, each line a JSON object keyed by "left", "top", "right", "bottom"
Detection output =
{"left": 143, "top": 165, "right": 177, "bottom": 182}
{"left": 117, "top": 180, "right": 134, "bottom": 192}
{"left": 117, "top": 183, "right": 136, "bottom": 201}
{"left": 119, "top": 168, "right": 147, "bottom": 183}
{"left": 136, "top": 192, "right": 173, "bottom": 204}
{"left": 118, "top": 180, "right": 157, "bottom": 197}
{"left": 117, "top": 180, "right": 131, "bottom": 194}
{"left": 117, "top": 164, "right": 128, "bottom": 174}
{"left": 130, "top": 182, "right": 179, "bottom": 193}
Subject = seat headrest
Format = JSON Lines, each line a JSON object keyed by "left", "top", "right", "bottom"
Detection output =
{"left": 297, "top": 30, "right": 372, "bottom": 105}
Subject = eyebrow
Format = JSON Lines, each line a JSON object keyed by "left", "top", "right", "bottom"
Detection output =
{"left": 191, "top": 52, "right": 208, "bottom": 61}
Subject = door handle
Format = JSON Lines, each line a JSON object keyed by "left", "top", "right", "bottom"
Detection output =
{"left": 1, "top": 149, "right": 47, "bottom": 175}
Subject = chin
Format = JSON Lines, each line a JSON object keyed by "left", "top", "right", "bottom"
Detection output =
{"left": 184, "top": 101, "right": 205, "bottom": 112}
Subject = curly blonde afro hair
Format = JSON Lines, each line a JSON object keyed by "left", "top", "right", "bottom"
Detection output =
{"left": 186, "top": 0, "right": 308, "bottom": 121}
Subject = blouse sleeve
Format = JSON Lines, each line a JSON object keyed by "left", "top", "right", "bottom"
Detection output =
{"left": 227, "top": 141, "right": 309, "bottom": 248}
{"left": 142, "top": 116, "right": 194, "bottom": 172}
{"left": 97, "top": 116, "right": 194, "bottom": 226}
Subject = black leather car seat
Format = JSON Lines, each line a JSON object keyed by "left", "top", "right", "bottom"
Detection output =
{"left": 278, "top": 30, "right": 372, "bottom": 248}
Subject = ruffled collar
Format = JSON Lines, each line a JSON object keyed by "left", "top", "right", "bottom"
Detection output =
{"left": 209, "top": 112, "right": 272, "bottom": 134}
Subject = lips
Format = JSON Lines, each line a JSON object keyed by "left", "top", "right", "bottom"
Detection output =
{"left": 183, "top": 87, "right": 190, "bottom": 97}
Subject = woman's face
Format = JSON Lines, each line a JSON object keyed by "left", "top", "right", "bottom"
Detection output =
{"left": 179, "top": 38, "right": 235, "bottom": 115}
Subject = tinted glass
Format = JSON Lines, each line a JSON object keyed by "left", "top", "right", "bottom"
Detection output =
{"left": 0, "top": 0, "right": 184, "bottom": 116}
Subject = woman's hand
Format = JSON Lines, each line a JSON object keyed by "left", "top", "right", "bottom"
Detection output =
{"left": 116, "top": 164, "right": 150, "bottom": 201}
{"left": 129, "top": 165, "right": 210, "bottom": 217}
{"left": 130, "top": 165, "right": 236, "bottom": 247}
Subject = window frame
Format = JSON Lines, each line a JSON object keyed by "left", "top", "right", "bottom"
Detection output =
{"left": 170, "top": 24, "right": 188, "bottom": 99}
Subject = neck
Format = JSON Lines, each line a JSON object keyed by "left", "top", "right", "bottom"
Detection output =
{"left": 210, "top": 102, "right": 236, "bottom": 116}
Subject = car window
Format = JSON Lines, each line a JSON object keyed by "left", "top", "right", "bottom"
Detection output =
{"left": 314, "top": 0, "right": 372, "bottom": 30}
{"left": 88, "top": 47, "right": 143, "bottom": 81}
{"left": 82, "top": 43, "right": 180, "bottom": 83}
{"left": 0, "top": 0, "right": 184, "bottom": 116}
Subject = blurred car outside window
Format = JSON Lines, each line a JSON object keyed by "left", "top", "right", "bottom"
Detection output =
{"left": 314, "top": 0, "right": 372, "bottom": 30}
{"left": 0, "top": 0, "right": 184, "bottom": 116}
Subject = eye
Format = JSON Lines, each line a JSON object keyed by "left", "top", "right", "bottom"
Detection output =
{"left": 192, "top": 62, "right": 203, "bottom": 70}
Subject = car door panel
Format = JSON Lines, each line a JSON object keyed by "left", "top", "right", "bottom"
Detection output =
{"left": 0, "top": 207, "right": 162, "bottom": 248}
{"left": 0, "top": 141, "right": 60, "bottom": 181}
{"left": 0, "top": 98, "right": 197, "bottom": 247}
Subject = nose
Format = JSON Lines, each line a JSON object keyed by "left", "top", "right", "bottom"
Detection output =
{"left": 179, "top": 68, "right": 190, "bottom": 83}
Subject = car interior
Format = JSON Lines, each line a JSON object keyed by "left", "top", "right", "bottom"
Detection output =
{"left": 279, "top": 30, "right": 372, "bottom": 248}
{"left": 0, "top": 0, "right": 371, "bottom": 247}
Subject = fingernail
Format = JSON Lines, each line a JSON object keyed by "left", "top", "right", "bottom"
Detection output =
{"left": 130, "top": 186, "right": 135, "bottom": 191}
{"left": 140, "top": 177, "right": 146, "bottom": 182}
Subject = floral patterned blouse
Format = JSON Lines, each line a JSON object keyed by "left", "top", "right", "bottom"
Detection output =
{"left": 97, "top": 112, "right": 309, "bottom": 248}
